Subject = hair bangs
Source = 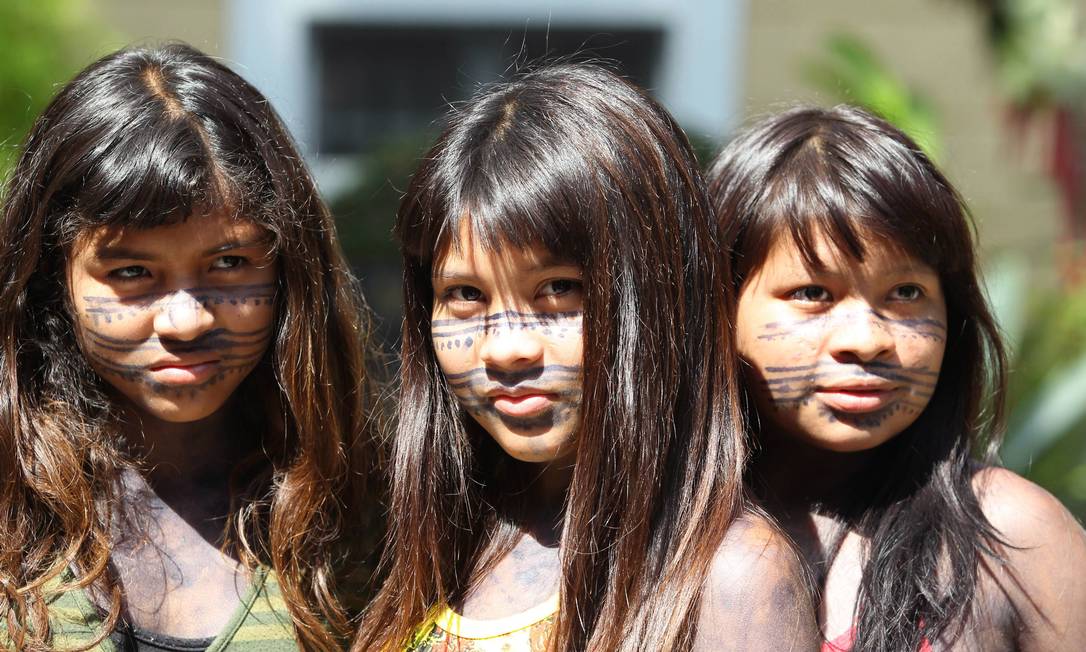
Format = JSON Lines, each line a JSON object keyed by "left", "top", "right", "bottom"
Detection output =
{"left": 455, "top": 167, "right": 591, "bottom": 265}
{"left": 67, "top": 122, "right": 238, "bottom": 238}
{"left": 404, "top": 96, "right": 594, "bottom": 268}
{"left": 734, "top": 117, "right": 957, "bottom": 285}
{"left": 736, "top": 139, "right": 865, "bottom": 283}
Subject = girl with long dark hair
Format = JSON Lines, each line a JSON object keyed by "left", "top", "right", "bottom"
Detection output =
{"left": 353, "top": 63, "right": 818, "bottom": 652}
{"left": 707, "top": 105, "right": 1086, "bottom": 651}
{"left": 0, "top": 44, "right": 382, "bottom": 651}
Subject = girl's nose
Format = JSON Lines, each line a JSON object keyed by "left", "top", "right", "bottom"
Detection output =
{"left": 152, "top": 289, "right": 215, "bottom": 341}
{"left": 478, "top": 313, "right": 545, "bottom": 368}
{"left": 826, "top": 309, "right": 895, "bottom": 363}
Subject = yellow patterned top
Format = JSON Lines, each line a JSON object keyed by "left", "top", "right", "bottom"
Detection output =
{"left": 406, "top": 594, "right": 559, "bottom": 652}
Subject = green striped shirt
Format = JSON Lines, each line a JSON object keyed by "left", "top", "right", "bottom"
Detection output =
{"left": 14, "top": 567, "right": 298, "bottom": 651}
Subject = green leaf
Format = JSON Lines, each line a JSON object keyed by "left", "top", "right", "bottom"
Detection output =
{"left": 1002, "top": 351, "right": 1086, "bottom": 469}
{"left": 804, "top": 33, "right": 942, "bottom": 160}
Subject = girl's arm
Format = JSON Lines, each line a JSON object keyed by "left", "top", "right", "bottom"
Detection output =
{"left": 692, "top": 515, "right": 821, "bottom": 652}
{"left": 975, "top": 467, "right": 1086, "bottom": 650}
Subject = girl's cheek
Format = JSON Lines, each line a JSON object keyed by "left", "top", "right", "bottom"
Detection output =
{"left": 755, "top": 322, "right": 825, "bottom": 364}
{"left": 432, "top": 332, "right": 477, "bottom": 355}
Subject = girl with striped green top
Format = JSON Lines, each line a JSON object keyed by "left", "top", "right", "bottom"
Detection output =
{"left": 0, "top": 43, "right": 382, "bottom": 652}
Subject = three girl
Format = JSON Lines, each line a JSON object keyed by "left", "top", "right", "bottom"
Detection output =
{"left": 4, "top": 38, "right": 1084, "bottom": 652}
{"left": 353, "top": 63, "right": 818, "bottom": 651}
{"left": 0, "top": 44, "right": 381, "bottom": 651}
{"left": 707, "top": 105, "right": 1086, "bottom": 651}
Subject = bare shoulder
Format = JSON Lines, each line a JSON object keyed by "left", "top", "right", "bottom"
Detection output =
{"left": 971, "top": 466, "right": 1086, "bottom": 650}
{"left": 692, "top": 512, "right": 819, "bottom": 652}
{"left": 971, "top": 466, "right": 1086, "bottom": 549}
{"left": 707, "top": 512, "right": 809, "bottom": 590}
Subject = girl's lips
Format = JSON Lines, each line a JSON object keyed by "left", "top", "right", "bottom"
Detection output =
{"left": 492, "top": 393, "right": 554, "bottom": 417}
{"left": 816, "top": 387, "right": 896, "bottom": 413}
{"left": 147, "top": 361, "right": 220, "bottom": 385}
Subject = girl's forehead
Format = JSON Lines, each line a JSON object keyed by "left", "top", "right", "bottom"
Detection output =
{"left": 432, "top": 219, "right": 575, "bottom": 277}
{"left": 756, "top": 228, "right": 935, "bottom": 278}
{"left": 71, "top": 212, "right": 271, "bottom": 259}
{"left": 433, "top": 239, "right": 574, "bottom": 278}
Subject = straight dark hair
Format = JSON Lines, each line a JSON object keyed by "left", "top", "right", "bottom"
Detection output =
{"left": 356, "top": 62, "right": 748, "bottom": 651}
{"left": 707, "top": 105, "right": 1008, "bottom": 650}
{"left": 0, "top": 43, "right": 382, "bottom": 651}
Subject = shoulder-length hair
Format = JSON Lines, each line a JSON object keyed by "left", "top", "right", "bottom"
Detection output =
{"left": 0, "top": 43, "right": 381, "bottom": 651}
{"left": 356, "top": 62, "right": 748, "bottom": 651}
{"left": 707, "top": 105, "right": 1008, "bottom": 651}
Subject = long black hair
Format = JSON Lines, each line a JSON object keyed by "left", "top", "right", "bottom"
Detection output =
{"left": 0, "top": 43, "right": 381, "bottom": 651}
{"left": 707, "top": 105, "right": 1008, "bottom": 650}
{"left": 356, "top": 62, "right": 749, "bottom": 651}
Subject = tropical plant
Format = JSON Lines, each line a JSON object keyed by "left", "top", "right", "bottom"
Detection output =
{"left": 987, "top": 258, "right": 1086, "bottom": 516}
{"left": 805, "top": 33, "right": 942, "bottom": 160}
{"left": 0, "top": 0, "right": 105, "bottom": 180}
{"left": 329, "top": 131, "right": 436, "bottom": 344}
{"left": 965, "top": 0, "right": 1086, "bottom": 282}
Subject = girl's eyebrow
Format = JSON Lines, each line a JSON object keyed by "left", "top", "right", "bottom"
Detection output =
{"left": 202, "top": 237, "right": 269, "bottom": 256}
{"left": 94, "top": 245, "right": 155, "bottom": 261}
{"left": 95, "top": 237, "right": 269, "bottom": 261}
{"left": 432, "top": 271, "right": 474, "bottom": 281}
{"left": 433, "top": 261, "right": 580, "bottom": 278}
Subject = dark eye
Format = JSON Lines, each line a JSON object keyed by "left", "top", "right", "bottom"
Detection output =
{"left": 539, "top": 278, "right": 582, "bottom": 298}
{"left": 211, "top": 255, "right": 247, "bottom": 270}
{"left": 448, "top": 285, "right": 484, "bottom": 302}
{"left": 890, "top": 284, "right": 924, "bottom": 301}
{"left": 789, "top": 285, "right": 831, "bottom": 302}
{"left": 108, "top": 265, "right": 150, "bottom": 281}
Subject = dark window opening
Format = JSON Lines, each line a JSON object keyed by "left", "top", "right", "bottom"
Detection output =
{"left": 313, "top": 24, "right": 665, "bottom": 154}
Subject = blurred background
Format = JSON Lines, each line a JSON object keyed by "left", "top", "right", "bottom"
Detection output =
{"left": 3, "top": 0, "right": 1085, "bottom": 518}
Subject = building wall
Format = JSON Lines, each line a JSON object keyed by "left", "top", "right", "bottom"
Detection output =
{"left": 85, "top": 0, "right": 1058, "bottom": 260}
{"left": 743, "top": 0, "right": 1062, "bottom": 260}
{"left": 226, "top": 0, "right": 746, "bottom": 196}
{"left": 90, "top": 0, "right": 226, "bottom": 56}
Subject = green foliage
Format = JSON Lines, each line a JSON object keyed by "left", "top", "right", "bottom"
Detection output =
{"left": 988, "top": 257, "right": 1086, "bottom": 516}
{"left": 967, "top": 0, "right": 1086, "bottom": 107}
{"left": 805, "top": 33, "right": 943, "bottom": 161}
{"left": 0, "top": 0, "right": 105, "bottom": 180}
{"left": 330, "top": 132, "right": 436, "bottom": 265}
{"left": 329, "top": 132, "right": 437, "bottom": 343}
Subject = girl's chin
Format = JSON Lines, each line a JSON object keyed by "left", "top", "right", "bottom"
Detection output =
{"left": 125, "top": 396, "right": 232, "bottom": 425}
{"left": 792, "top": 426, "right": 903, "bottom": 454}
{"left": 492, "top": 433, "right": 578, "bottom": 465}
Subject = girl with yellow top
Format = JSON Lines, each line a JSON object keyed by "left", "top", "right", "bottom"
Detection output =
{"left": 354, "top": 63, "right": 819, "bottom": 651}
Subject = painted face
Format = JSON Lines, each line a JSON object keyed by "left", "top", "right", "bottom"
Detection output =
{"left": 68, "top": 212, "right": 278, "bottom": 423}
{"left": 735, "top": 231, "right": 947, "bottom": 453}
{"left": 431, "top": 222, "right": 584, "bottom": 464}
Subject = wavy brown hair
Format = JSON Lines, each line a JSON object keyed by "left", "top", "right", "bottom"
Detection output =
{"left": 0, "top": 43, "right": 382, "bottom": 651}
{"left": 707, "top": 105, "right": 1008, "bottom": 651}
{"left": 354, "top": 62, "right": 749, "bottom": 651}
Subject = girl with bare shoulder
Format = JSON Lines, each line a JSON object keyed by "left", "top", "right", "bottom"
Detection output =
{"left": 0, "top": 43, "right": 383, "bottom": 651}
{"left": 707, "top": 105, "right": 1086, "bottom": 651}
{"left": 353, "top": 63, "right": 819, "bottom": 652}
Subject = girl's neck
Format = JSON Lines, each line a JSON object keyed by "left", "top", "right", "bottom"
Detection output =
{"left": 523, "top": 455, "right": 574, "bottom": 546}
{"left": 114, "top": 399, "right": 258, "bottom": 544}
{"left": 119, "top": 402, "right": 249, "bottom": 481}
{"left": 753, "top": 428, "right": 880, "bottom": 518}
